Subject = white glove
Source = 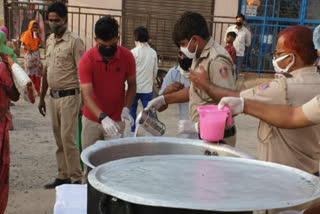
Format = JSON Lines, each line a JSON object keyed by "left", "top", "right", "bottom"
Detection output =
{"left": 218, "top": 97, "right": 244, "bottom": 116}
{"left": 121, "top": 107, "right": 134, "bottom": 126}
{"left": 178, "top": 120, "right": 199, "bottom": 134}
{"left": 145, "top": 95, "right": 166, "bottom": 111}
{"left": 101, "top": 116, "right": 120, "bottom": 136}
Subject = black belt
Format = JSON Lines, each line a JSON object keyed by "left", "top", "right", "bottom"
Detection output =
{"left": 50, "top": 88, "right": 79, "bottom": 98}
{"left": 314, "top": 172, "right": 319, "bottom": 176}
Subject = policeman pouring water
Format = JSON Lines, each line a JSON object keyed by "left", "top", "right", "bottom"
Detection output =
{"left": 145, "top": 12, "right": 236, "bottom": 146}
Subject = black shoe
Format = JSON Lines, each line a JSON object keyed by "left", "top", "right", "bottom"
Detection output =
{"left": 44, "top": 178, "right": 71, "bottom": 189}
{"left": 72, "top": 180, "right": 81, "bottom": 184}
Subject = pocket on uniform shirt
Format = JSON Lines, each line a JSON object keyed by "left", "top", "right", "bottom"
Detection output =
{"left": 56, "top": 51, "right": 70, "bottom": 59}
{"left": 45, "top": 51, "right": 51, "bottom": 59}
{"left": 45, "top": 52, "right": 51, "bottom": 67}
{"left": 257, "top": 121, "right": 273, "bottom": 144}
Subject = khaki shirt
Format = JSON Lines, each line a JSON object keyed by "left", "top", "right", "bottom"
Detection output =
{"left": 240, "top": 66, "right": 320, "bottom": 174}
{"left": 303, "top": 95, "right": 320, "bottom": 124}
{"left": 189, "top": 37, "right": 236, "bottom": 146}
{"left": 189, "top": 37, "right": 235, "bottom": 122}
{"left": 46, "top": 29, "right": 84, "bottom": 90}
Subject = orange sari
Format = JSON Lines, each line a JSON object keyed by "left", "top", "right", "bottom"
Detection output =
{"left": 20, "top": 20, "right": 40, "bottom": 54}
{"left": 20, "top": 20, "right": 42, "bottom": 94}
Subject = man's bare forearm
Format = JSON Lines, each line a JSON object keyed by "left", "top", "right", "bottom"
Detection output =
{"left": 244, "top": 99, "right": 312, "bottom": 129}
{"left": 82, "top": 92, "right": 103, "bottom": 119}
{"left": 81, "top": 84, "right": 104, "bottom": 120}
{"left": 164, "top": 87, "right": 189, "bottom": 104}
{"left": 40, "top": 67, "right": 48, "bottom": 100}
{"left": 204, "top": 83, "right": 240, "bottom": 102}
{"left": 125, "top": 83, "right": 136, "bottom": 109}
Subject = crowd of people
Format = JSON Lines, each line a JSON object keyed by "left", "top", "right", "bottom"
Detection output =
{"left": 1, "top": 1, "right": 320, "bottom": 214}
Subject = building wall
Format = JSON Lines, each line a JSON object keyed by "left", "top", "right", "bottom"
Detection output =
{"left": 69, "top": 0, "right": 238, "bottom": 16}
{"left": 68, "top": 0, "right": 238, "bottom": 50}
{"left": 67, "top": 0, "right": 122, "bottom": 49}
{"left": 214, "top": 0, "right": 238, "bottom": 18}
{"left": 68, "top": 0, "right": 121, "bottom": 9}
{"left": 0, "top": 0, "right": 4, "bottom": 26}
{"left": 212, "top": 0, "right": 238, "bottom": 46}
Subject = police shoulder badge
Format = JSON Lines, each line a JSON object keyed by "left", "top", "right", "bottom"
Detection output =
{"left": 257, "top": 83, "right": 270, "bottom": 91}
{"left": 219, "top": 66, "right": 229, "bottom": 78}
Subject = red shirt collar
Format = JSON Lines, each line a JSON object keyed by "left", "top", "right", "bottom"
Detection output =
{"left": 94, "top": 45, "right": 120, "bottom": 62}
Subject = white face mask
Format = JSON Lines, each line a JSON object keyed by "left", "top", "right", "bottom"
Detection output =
{"left": 179, "top": 67, "right": 190, "bottom": 79}
{"left": 272, "top": 53, "right": 295, "bottom": 73}
{"left": 180, "top": 39, "right": 198, "bottom": 59}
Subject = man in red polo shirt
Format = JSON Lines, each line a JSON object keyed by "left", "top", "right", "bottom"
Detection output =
{"left": 78, "top": 16, "right": 136, "bottom": 182}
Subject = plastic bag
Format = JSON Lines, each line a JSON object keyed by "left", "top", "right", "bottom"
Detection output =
{"left": 11, "top": 63, "right": 35, "bottom": 104}
{"left": 313, "top": 25, "right": 320, "bottom": 50}
{"left": 54, "top": 184, "right": 87, "bottom": 214}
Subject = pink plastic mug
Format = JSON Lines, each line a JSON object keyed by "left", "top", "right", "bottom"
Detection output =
{"left": 197, "top": 105, "right": 232, "bottom": 141}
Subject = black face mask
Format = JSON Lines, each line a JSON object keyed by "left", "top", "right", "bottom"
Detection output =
{"left": 49, "top": 23, "right": 66, "bottom": 35}
{"left": 236, "top": 22, "right": 243, "bottom": 27}
{"left": 178, "top": 57, "right": 193, "bottom": 71}
{"left": 98, "top": 44, "right": 117, "bottom": 58}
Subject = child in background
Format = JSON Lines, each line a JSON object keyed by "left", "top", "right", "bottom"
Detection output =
{"left": 225, "top": 31, "right": 237, "bottom": 63}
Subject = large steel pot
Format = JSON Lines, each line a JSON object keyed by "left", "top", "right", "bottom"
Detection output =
{"left": 81, "top": 137, "right": 255, "bottom": 214}
{"left": 89, "top": 155, "right": 320, "bottom": 214}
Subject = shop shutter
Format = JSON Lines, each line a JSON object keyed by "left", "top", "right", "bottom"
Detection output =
{"left": 122, "top": 0, "right": 214, "bottom": 66}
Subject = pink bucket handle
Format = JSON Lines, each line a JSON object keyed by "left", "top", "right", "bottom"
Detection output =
{"left": 226, "top": 108, "right": 232, "bottom": 127}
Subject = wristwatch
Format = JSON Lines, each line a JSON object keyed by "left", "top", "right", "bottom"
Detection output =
{"left": 98, "top": 112, "right": 107, "bottom": 123}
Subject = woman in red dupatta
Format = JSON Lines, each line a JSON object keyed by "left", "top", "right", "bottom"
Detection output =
{"left": 0, "top": 54, "right": 19, "bottom": 214}
{"left": 20, "top": 20, "right": 43, "bottom": 95}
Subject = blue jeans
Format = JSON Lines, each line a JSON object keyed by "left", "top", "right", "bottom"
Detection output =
{"left": 235, "top": 56, "right": 244, "bottom": 80}
{"left": 129, "top": 92, "right": 153, "bottom": 132}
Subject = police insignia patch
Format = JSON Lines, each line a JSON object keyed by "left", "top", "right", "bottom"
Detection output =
{"left": 258, "top": 83, "right": 270, "bottom": 91}
{"left": 219, "top": 66, "right": 229, "bottom": 78}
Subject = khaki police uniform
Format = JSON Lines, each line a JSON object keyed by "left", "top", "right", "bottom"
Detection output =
{"left": 303, "top": 95, "right": 320, "bottom": 124}
{"left": 240, "top": 66, "right": 320, "bottom": 174}
{"left": 189, "top": 37, "right": 237, "bottom": 146}
{"left": 242, "top": 67, "right": 320, "bottom": 214}
{"left": 46, "top": 29, "right": 84, "bottom": 182}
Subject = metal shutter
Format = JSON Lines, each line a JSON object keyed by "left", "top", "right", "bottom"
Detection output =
{"left": 122, "top": 0, "right": 214, "bottom": 67}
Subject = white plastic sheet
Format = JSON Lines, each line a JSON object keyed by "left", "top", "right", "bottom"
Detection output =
{"left": 11, "top": 63, "right": 35, "bottom": 103}
{"left": 54, "top": 184, "right": 87, "bottom": 214}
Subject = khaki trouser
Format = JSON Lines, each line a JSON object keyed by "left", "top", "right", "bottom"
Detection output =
{"left": 224, "top": 135, "right": 236, "bottom": 147}
{"left": 49, "top": 93, "right": 82, "bottom": 182}
{"left": 81, "top": 116, "right": 125, "bottom": 183}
